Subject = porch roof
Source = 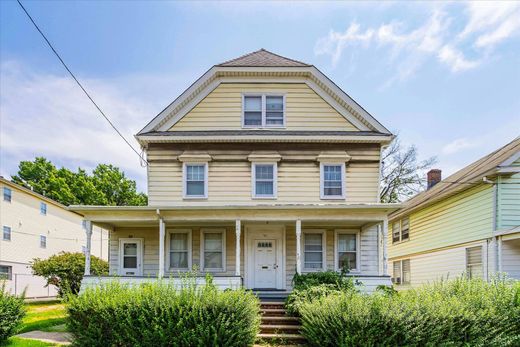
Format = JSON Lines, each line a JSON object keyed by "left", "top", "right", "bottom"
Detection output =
{"left": 69, "top": 203, "right": 401, "bottom": 228}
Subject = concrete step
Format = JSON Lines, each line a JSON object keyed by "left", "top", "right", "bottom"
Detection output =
{"left": 257, "top": 333, "right": 306, "bottom": 343}
{"left": 261, "top": 316, "right": 300, "bottom": 325}
{"left": 260, "top": 324, "right": 301, "bottom": 334}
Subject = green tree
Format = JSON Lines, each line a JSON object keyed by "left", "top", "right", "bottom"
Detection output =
{"left": 11, "top": 157, "right": 146, "bottom": 206}
{"left": 31, "top": 252, "right": 108, "bottom": 297}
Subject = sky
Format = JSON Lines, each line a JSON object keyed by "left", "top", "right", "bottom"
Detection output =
{"left": 1, "top": 1, "right": 519, "bottom": 193}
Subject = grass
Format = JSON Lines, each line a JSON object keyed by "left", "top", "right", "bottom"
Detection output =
{"left": 18, "top": 301, "right": 67, "bottom": 334}
{"left": 2, "top": 337, "right": 57, "bottom": 347}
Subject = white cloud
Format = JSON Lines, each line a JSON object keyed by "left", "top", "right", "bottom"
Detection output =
{"left": 315, "top": 2, "right": 520, "bottom": 81}
{"left": 441, "top": 138, "right": 477, "bottom": 155}
{"left": 0, "top": 61, "right": 177, "bottom": 192}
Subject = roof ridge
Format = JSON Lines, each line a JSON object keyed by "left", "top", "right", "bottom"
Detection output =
{"left": 217, "top": 49, "right": 265, "bottom": 66}
{"left": 216, "top": 48, "right": 311, "bottom": 67}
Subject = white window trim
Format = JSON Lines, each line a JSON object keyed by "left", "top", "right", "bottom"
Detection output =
{"left": 166, "top": 229, "right": 192, "bottom": 271}
{"left": 200, "top": 228, "right": 226, "bottom": 272}
{"left": 242, "top": 93, "right": 286, "bottom": 129}
{"left": 392, "top": 217, "right": 410, "bottom": 244}
{"left": 334, "top": 229, "right": 360, "bottom": 272}
{"left": 251, "top": 162, "right": 278, "bottom": 199}
{"left": 182, "top": 162, "right": 208, "bottom": 199}
{"left": 40, "top": 202, "right": 47, "bottom": 215}
{"left": 465, "top": 245, "right": 483, "bottom": 278}
{"left": 301, "top": 229, "right": 327, "bottom": 272}
{"left": 320, "top": 162, "right": 346, "bottom": 200}
{"left": 392, "top": 259, "right": 411, "bottom": 285}
{"left": 40, "top": 235, "right": 47, "bottom": 249}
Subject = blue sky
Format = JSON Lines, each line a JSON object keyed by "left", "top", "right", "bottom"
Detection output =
{"left": 1, "top": 1, "right": 519, "bottom": 193}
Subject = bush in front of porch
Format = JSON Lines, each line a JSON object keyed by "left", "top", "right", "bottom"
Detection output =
{"left": 0, "top": 284, "right": 25, "bottom": 343}
{"left": 66, "top": 276, "right": 261, "bottom": 347}
{"left": 297, "top": 277, "right": 520, "bottom": 347}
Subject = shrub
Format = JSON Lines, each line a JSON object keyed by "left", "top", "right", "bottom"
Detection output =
{"left": 298, "top": 277, "right": 520, "bottom": 347}
{"left": 67, "top": 277, "right": 261, "bottom": 347}
{"left": 0, "top": 284, "right": 25, "bottom": 343}
{"left": 31, "top": 252, "right": 108, "bottom": 297}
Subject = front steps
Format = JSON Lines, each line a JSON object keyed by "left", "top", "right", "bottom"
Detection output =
{"left": 257, "top": 301, "right": 305, "bottom": 345}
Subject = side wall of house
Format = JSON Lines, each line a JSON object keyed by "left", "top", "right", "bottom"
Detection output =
{"left": 496, "top": 165, "right": 520, "bottom": 230}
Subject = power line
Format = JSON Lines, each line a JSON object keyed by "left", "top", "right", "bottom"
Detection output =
{"left": 16, "top": 0, "right": 147, "bottom": 165}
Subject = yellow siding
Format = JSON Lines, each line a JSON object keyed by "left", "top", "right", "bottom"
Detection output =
{"left": 389, "top": 184, "right": 494, "bottom": 259}
{"left": 169, "top": 83, "right": 359, "bottom": 131}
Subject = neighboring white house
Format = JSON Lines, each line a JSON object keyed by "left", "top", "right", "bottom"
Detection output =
{"left": 0, "top": 177, "right": 108, "bottom": 298}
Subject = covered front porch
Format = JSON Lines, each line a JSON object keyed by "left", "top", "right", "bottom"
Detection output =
{"left": 75, "top": 204, "right": 399, "bottom": 292}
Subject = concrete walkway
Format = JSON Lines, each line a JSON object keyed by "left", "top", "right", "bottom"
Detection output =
{"left": 16, "top": 331, "right": 72, "bottom": 345}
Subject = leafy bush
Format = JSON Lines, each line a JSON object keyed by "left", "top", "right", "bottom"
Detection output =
{"left": 31, "top": 252, "right": 108, "bottom": 297}
{"left": 298, "top": 277, "right": 520, "bottom": 347}
{"left": 0, "top": 284, "right": 25, "bottom": 343}
{"left": 67, "top": 277, "right": 261, "bottom": 347}
{"left": 287, "top": 271, "right": 357, "bottom": 315}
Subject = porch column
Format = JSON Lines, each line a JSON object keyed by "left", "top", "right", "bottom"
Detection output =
{"left": 84, "top": 220, "right": 92, "bottom": 276}
{"left": 296, "top": 219, "right": 302, "bottom": 274}
{"left": 235, "top": 219, "right": 241, "bottom": 276}
{"left": 159, "top": 218, "right": 165, "bottom": 278}
{"left": 382, "top": 217, "right": 389, "bottom": 276}
{"left": 497, "top": 235, "right": 503, "bottom": 273}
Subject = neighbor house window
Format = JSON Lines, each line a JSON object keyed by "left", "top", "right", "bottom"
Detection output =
{"left": 320, "top": 163, "right": 345, "bottom": 199}
{"left": 183, "top": 163, "right": 208, "bottom": 199}
{"left": 201, "top": 229, "right": 225, "bottom": 271}
{"left": 466, "top": 246, "right": 483, "bottom": 279}
{"left": 40, "top": 202, "right": 47, "bottom": 215}
{"left": 40, "top": 235, "right": 47, "bottom": 248}
{"left": 2, "top": 226, "right": 11, "bottom": 241}
{"left": 168, "top": 230, "right": 191, "bottom": 270}
{"left": 3, "top": 187, "right": 11, "bottom": 202}
{"left": 392, "top": 259, "right": 411, "bottom": 285}
{"left": 392, "top": 217, "right": 410, "bottom": 243}
{"left": 303, "top": 231, "right": 325, "bottom": 271}
{"left": 243, "top": 94, "right": 285, "bottom": 128}
{"left": 252, "top": 163, "right": 277, "bottom": 198}
{"left": 0, "top": 266, "right": 12, "bottom": 280}
{"left": 335, "top": 231, "right": 359, "bottom": 271}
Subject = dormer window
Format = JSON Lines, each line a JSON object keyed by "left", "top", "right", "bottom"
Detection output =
{"left": 243, "top": 94, "right": 285, "bottom": 128}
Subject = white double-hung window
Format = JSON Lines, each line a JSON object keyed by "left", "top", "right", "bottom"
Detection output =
{"left": 200, "top": 229, "right": 226, "bottom": 272}
{"left": 167, "top": 230, "right": 192, "bottom": 270}
{"left": 335, "top": 230, "right": 359, "bottom": 272}
{"left": 183, "top": 163, "right": 208, "bottom": 199}
{"left": 243, "top": 94, "right": 285, "bottom": 128}
{"left": 252, "top": 163, "right": 277, "bottom": 198}
{"left": 302, "top": 230, "right": 326, "bottom": 271}
{"left": 320, "top": 163, "right": 345, "bottom": 199}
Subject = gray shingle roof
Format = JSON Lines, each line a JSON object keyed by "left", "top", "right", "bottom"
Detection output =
{"left": 139, "top": 130, "right": 388, "bottom": 137}
{"left": 217, "top": 49, "right": 312, "bottom": 67}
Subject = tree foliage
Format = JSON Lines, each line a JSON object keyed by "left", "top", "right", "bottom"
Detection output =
{"left": 380, "top": 136, "right": 436, "bottom": 203}
{"left": 12, "top": 157, "right": 147, "bottom": 206}
{"left": 31, "top": 252, "right": 109, "bottom": 297}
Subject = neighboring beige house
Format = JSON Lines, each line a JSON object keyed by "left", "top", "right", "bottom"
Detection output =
{"left": 388, "top": 138, "right": 520, "bottom": 288}
{"left": 0, "top": 177, "right": 108, "bottom": 298}
{"left": 73, "top": 49, "right": 400, "bottom": 294}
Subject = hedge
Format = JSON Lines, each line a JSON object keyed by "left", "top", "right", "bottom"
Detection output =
{"left": 67, "top": 277, "right": 261, "bottom": 347}
{"left": 0, "top": 284, "right": 25, "bottom": 343}
{"left": 298, "top": 277, "right": 520, "bottom": 346}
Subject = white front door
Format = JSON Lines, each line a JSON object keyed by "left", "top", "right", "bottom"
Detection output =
{"left": 254, "top": 239, "right": 277, "bottom": 288}
{"left": 119, "top": 238, "right": 143, "bottom": 276}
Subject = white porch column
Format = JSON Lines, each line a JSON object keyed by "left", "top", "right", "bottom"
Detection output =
{"left": 296, "top": 219, "right": 302, "bottom": 274}
{"left": 159, "top": 218, "right": 165, "bottom": 278}
{"left": 235, "top": 219, "right": 241, "bottom": 276}
{"left": 382, "top": 217, "right": 389, "bottom": 276}
{"left": 497, "top": 235, "right": 503, "bottom": 273}
{"left": 84, "top": 220, "right": 92, "bottom": 276}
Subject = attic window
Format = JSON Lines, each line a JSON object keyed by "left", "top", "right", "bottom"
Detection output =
{"left": 243, "top": 94, "right": 285, "bottom": 128}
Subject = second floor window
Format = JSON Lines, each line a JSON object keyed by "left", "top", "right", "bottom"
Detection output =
{"left": 40, "top": 202, "right": 47, "bottom": 215}
{"left": 243, "top": 94, "right": 285, "bottom": 128}
{"left": 3, "top": 187, "right": 11, "bottom": 202}
{"left": 40, "top": 235, "right": 47, "bottom": 248}
{"left": 320, "top": 163, "right": 345, "bottom": 199}
{"left": 252, "top": 163, "right": 277, "bottom": 198}
{"left": 183, "top": 163, "right": 208, "bottom": 199}
{"left": 3, "top": 226, "right": 11, "bottom": 241}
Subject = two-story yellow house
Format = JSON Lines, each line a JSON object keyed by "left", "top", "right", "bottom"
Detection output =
{"left": 72, "top": 49, "right": 400, "bottom": 294}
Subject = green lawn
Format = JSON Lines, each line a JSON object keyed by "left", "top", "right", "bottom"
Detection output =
{"left": 3, "top": 337, "right": 56, "bottom": 347}
{"left": 18, "top": 301, "right": 68, "bottom": 334}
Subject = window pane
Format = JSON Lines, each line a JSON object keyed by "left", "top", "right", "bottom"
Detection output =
{"left": 187, "top": 165, "right": 205, "bottom": 181}
{"left": 244, "top": 96, "right": 261, "bottom": 111}
{"left": 0, "top": 266, "right": 11, "bottom": 280}
{"left": 204, "top": 252, "right": 222, "bottom": 269}
{"left": 304, "top": 234, "right": 322, "bottom": 251}
{"left": 324, "top": 187, "right": 342, "bottom": 196}
{"left": 402, "top": 259, "right": 411, "bottom": 284}
{"left": 40, "top": 202, "right": 47, "bottom": 215}
{"left": 170, "top": 233, "right": 188, "bottom": 251}
{"left": 244, "top": 112, "right": 262, "bottom": 125}
{"left": 393, "top": 261, "right": 401, "bottom": 282}
{"left": 338, "top": 234, "right": 356, "bottom": 252}
{"left": 170, "top": 252, "right": 188, "bottom": 268}
{"left": 256, "top": 182, "right": 274, "bottom": 195}
{"left": 187, "top": 181, "right": 205, "bottom": 196}
{"left": 204, "top": 233, "right": 222, "bottom": 251}
{"left": 338, "top": 252, "right": 356, "bottom": 270}
{"left": 323, "top": 165, "right": 343, "bottom": 196}
{"left": 123, "top": 256, "right": 137, "bottom": 268}
{"left": 40, "top": 235, "right": 46, "bottom": 248}
{"left": 266, "top": 96, "right": 283, "bottom": 111}
{"left": 3, "top": 188, "right": 11, "bottom": 202}
{"left": 124, "top": 243, "right": 137, "bottom": 256}
{"left": 3, "top": 226, "right": 11, "bottom": 241}
{"left": 255, "top": 165, "right": 273, "bottom": 180}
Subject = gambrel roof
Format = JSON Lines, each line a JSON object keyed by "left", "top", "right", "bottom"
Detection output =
{"left": 136, "top": 49, "right": 392, "bottom": 143}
